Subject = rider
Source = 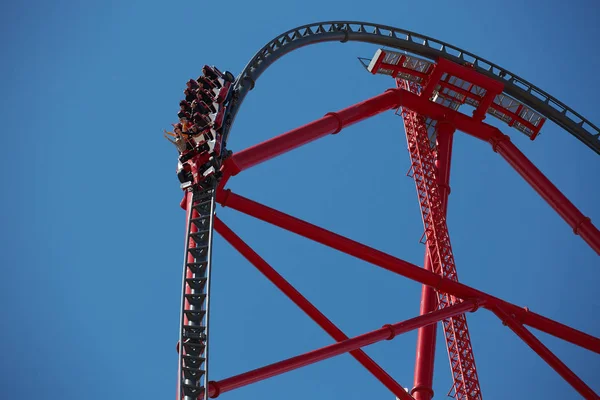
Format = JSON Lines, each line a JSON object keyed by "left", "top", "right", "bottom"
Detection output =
{"left": 202, "top": 65, "right": 221, "bottom": 82}
{"left": 164, "top": 123, "right": 192, "bottom": 153}
{"left": 186, "top": 79, "right": 200, "bottom": 91}
{"left": 184, "top": 88, "right": 197, "bottom": 102}
{"left": 197, "top": 75, "right": 220, "bottom": 90}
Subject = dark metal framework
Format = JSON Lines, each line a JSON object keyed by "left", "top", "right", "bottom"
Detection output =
{"left": 173, "top": 21, "right": 600, "bottom": 400}
{"left": 223, "top": 21, "right": 600, "bottom": 155}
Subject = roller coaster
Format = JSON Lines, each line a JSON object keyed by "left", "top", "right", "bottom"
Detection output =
{"left": 166, "top": 21, "right": 600, "bottom": 400}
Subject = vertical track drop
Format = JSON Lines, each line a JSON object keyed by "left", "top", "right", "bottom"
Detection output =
{"left": 178, "top": 185, "right": 217, "bottom": 400}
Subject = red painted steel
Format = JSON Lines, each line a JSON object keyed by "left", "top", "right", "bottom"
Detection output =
{"left": 435, "top": 123, "right": 455, "bottom": 209}
{"left": 400, "top": 80, "right": 481, "bottom": 399}
{"left": 203, "top": 300, "right": 479, "bottom": 399}
{"left": 493, "top": 307, "right": 599, "bottom": 399}
{"left": 412, "top": 254, "right": 438, "bottom": 400}
{"left": 213, "top": 217, "right": 414, "bottom": 400}
{"left": 371, "top": 52, "right": 543, "bottom": 137}
{"left": 436, "top": 58, "right": 505, "bottom": 94}
{"left": 305, "top": 86, "right": 600, "bottom": 255}
{"left": 216, "top": 189, "right": 600, "bottom": 354}
{"left": 227, "top": 89, "right": 404, "bottom": 173}
{"left": 489, "top": 135, "right": 600, "bottom": 255}
{"left": 411, "top": 120, "right": 456, "bottom": 400}
{"left": 178, "top": 54, "right": 599, "bottom": 398}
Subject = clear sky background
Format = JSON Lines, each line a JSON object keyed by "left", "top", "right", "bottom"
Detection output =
{"left": 1, "top": 0, "right": 599, "bottom": 399}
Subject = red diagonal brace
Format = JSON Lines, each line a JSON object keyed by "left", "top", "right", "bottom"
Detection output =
{"left": 226, "top": 89, "right": 404, "bottom": 174}
{"left": 224, "top": 83, "right": 597, "bottom": 256}
{"left": 489, "top": 133, "right": 600, "bottom": 255}
{"left": 204, "top": 300, "right": 480, "bottom": 398}
{"left": 213, "top": 216, "right": 414, "bottom": 400}
{"left": 493, "top": 306, "right": 599, "bottom": 399}
{"left": 216, "top": 189, "right": 600, "bottom": 354}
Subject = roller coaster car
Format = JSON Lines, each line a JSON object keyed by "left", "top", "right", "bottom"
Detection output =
{"left": 178, "top": 108, "right": 191, "bottom": 120}
{"left": 192, "top": 104, "right": 224, "bottom": 131}
{"left": 192, "top": 111, "right": 211, "bottom": 126}
{"left": 192, "top": 158, "right": 218, "bottom": 189}
{"left": 211, "top": 134, "right": 222, "bottom": 156}
{"left": 217, "top": 81, "right": 233, "bottom": 104}
{"left": 176, "top": 162, "right": 193, "bottom": 184}
{"left": 193, "top": 132, "right": 221, "bottom": 157}
{"left": 196, "top": 89, "right": 216, "bottom": 106}
{"left": 177, "top": 146, "right": 214, "bottom": 174}
{"left": 199, "top": 127, "right": 215, "bottom": 142}
{"left": 200, "top": 79, "right": 232, "bottom": 105}
{"left": 203, "top": 65, "right": 235, "bottom": 85}
{"left": 198, "top": 76, "right": 220, "bottom": 90}
{"left": 210, "top": 106, "right": 226, "bottom": 129}
{"left": 184, "top": 88, "right": 197, "bottom": 103}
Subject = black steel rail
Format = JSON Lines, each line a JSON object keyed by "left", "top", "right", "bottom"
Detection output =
{"left": 222, "top": 21, "right": 599, "bottom": 155}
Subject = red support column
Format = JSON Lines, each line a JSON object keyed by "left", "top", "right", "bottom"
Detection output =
{"left": 226, "top": 89, "right": 404, "bottom": 174}
{"left": 412, "top": 122, "right": 456, "bottom": 400}
{"left": 412, "top": 253, "right": 438, "bottom": 400}
{"left": 205, "top": 300, "right": 479, "bottom": 398}
{"left": 213, "top": 217, "right": 414, "bottom": 400}
{"left": 493, "top": 306, "right": 599, "bottom": 399}
{"left": 216, "top": 190, "right": 600, "bottom": 354}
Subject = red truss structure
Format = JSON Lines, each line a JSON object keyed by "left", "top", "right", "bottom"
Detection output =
{"left": 399, "top": 79, "right": 481, "bottom": 398}
{"left": 170, "top": 22, "right": 600, "bottom": 400}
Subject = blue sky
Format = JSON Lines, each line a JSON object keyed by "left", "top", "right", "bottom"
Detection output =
{"left": 1, "top": 0, "right": 599, "bottom": 399}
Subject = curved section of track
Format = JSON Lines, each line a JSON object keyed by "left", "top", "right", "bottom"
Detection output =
{"left": 222, "top": 21, "right": 600, "bottom": 155}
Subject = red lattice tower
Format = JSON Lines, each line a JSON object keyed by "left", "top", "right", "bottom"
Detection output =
{"left": 400, "top": 78, "right": 480, "bottom": 399}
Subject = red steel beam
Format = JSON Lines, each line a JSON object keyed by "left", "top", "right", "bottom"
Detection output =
{"left": 204, "top": 300, "right": 480, "bottom": 398}
{"left": 412, "top": 122, "right": 456, "bottom": 400}
{"left": 226, "top": 89, "right": 404, "bottom": 174}
{"left": 216, "top": 189, "right": 600, "bottom": 354}
{"left": 488, "top": 134, "right": 600, "bottom": 255}
{"left": 412, "top": 252, "right": 438, "bottom": 400}
{"left": 436, "top": 122, "right": 455, "bottom": 211}
{"left": 223, "top": 85, "right": 595, "bottom": 256}
{"left": 213, "top": 217, "right": 414, "bottom": 400}
{"left": 493, "top": 306, "right": 599, "bottom": 399}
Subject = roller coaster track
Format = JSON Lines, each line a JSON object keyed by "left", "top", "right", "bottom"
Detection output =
{"left": 222, "top": 21, "right": 600, "bottom": 156}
